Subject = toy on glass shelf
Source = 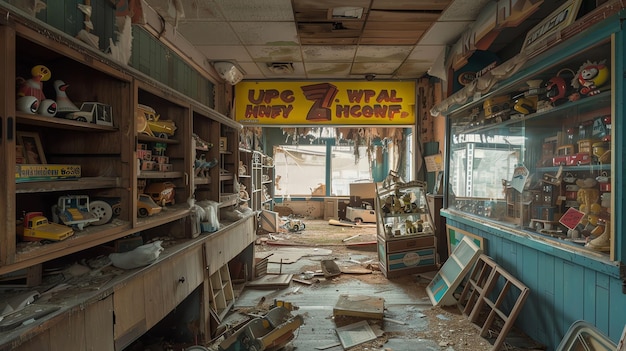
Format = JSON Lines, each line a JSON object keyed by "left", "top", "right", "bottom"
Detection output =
{"left": 545, "top": 68, "right": 575, "bottom": 106}
{"left": 571, "top": 60, "right": 609, "bottom": 98}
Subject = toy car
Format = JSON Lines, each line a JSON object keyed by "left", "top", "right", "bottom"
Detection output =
{"left": 64, "top": 102, "right": 112, "bottom": 125}
{"left": 144, "top": 181, "right": 176, "bottom": 206}
{"left": 17, "top": 212, "right": 74, "bottom": 243}
{"left": 52, "top": 195, "right": 100, "bottom": 230}
{"left": 137, "top": 194, "right": 162, "bottom": 217}
{"left": 136, "top": 104, "right": 177, "bottom": 139}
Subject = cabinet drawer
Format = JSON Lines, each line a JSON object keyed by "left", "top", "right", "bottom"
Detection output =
{"left": 387, "top": 236, "right": 435, "bottom": 252}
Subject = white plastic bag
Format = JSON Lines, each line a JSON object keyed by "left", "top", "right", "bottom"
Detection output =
{"left": 109, "top": 241, "right": 164, "bottom": 269}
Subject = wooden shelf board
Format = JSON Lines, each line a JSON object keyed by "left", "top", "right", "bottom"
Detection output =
{"left": 16, "top": 113, "right": 118, "bottom": 132}
{"left": 16, "top": 177, "right": 121, "bottom": 193}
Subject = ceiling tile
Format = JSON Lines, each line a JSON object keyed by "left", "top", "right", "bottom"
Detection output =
{"left": 418, "top": 21, "right": 472, "bottom": 45}
{"left": 351, "top": 62, "right": 401, "bottom": 75}
{"left": 292, "top": 0, "right": 371, "bottom": 11}
{"left": 395, "top": 61, "right": 432, "bottom": 78}
{"left": 371, "top": 0, "right": 451, "bottom": 11}
{"left": 178, "top": 21, "right": 241, "bottom": 45}
{"left": 304, "top": 62, "right": 352, "bottom": 77}
{"left": 406, "top": 45, "right": 446, "bottom": 62}
{"left": 196, "top": 45, "right": 252, "bottom": 62}
{"left": 231, "top": 22, "right": 299, "bottom": 45}
{"left": 214, "top": 0, "right": 294, "bottom": 21}
{"left": 239, "top": 61, "right": 264, "bottom": 78}
{"left": 179, "top": 0, "right": 223, "bottom": 21}
{"left": 355, "top": 46, "right": 413, "bottom": 62}
{"left": 302, "top": 46, "right": 357, "bottom": 62}
{"left": 246, "top": 46, "right": 302, "bottom": 62}
{"left": 438, "top": 0, "right": 491, "bottom": 21}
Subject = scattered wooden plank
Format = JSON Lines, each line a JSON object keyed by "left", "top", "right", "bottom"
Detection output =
{"left": 293, "top": 278, "right": 314, "bottom": 285}
{"left": 315, "top": 342, "right": 341, "bottom": 350}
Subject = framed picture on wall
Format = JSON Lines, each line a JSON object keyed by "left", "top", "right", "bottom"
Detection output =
{"left": 16, "top": 131, "right": 46, "bottom": 164}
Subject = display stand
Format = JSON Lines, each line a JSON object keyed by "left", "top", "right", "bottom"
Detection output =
{"left": 376, "top": 179, "right": 438, "bottom": 278}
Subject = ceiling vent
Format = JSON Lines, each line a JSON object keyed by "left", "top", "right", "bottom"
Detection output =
{"left": 330, "top": 7, "right": 363, "bottom": 19}
{"left": 267, "top": 62, "right": 295, "bottom": 74}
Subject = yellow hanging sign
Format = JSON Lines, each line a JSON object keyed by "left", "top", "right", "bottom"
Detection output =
{"left": 234, "top": 81, "right": 416, "bottom": 125}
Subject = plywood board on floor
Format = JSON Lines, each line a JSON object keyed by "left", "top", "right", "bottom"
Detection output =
{"left": 255, "top": 248, "right": 332, "bottom": 264}
{"left": 246, "top": 274, "right": 293, "bottom": 288}
{"left": 333, "top": 294, "right": 384, "bottom": 319}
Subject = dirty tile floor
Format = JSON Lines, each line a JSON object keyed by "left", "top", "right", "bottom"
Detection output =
{"left": 220, "top": 220, "right": 507, "bottom": 351}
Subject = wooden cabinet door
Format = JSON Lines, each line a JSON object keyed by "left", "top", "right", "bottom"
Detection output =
{"left": 113, "top": 278, "right": 146, "bottom": 350}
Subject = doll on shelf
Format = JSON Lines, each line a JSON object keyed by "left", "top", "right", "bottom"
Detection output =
{"left": 17, "top": 65, "right": 52, "bottom": 102}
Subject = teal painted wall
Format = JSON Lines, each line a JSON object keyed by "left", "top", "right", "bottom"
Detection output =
{"left": 443, "top": 215, "right": 626, "bottom": 350}
{"left": 440, "top": 9, "right": 626, "bottom": 351}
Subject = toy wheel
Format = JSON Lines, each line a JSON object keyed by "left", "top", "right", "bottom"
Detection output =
{"left": 76, "top": 116, "right": 88, "bottom": 122}
{"left": 157, "top": 132, "right": 169, "bottom": 139}
{"left": 112, "top": 204, "right": 122, "bottom": 216}
{"left": 292, "top": 224, "right": 300, "bottom": 231}
{"left": 355, "top": 218, "right": 363, "bottom": 224}
{"left": 138, "top": 208, "right": 149, "bottom": 218}
{"left": 90, "top": 200, "right": 113, "bottom": 225}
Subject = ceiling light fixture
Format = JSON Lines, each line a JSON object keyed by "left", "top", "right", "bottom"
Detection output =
{"left": 212, "top": 61, "right": 244, "bottom": 85}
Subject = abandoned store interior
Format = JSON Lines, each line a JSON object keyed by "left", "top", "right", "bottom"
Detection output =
{"left": 1, "top": 0, "right": 626, "bottom": 350}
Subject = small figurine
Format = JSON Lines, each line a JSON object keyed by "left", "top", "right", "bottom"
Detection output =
{"left": 571, "top": 60, "right": 609, "bottom": 97}
{"left": 53, "top": 80, "right": 80, "bottom": 114}
{"left": 239, "top": 183, "right": 249, "bottom": 201}
{"left": 17, "top": 65, "right": 51, "bottom": 102}
{"left": 239, "top": 161, "right": 247, "bottom": 176}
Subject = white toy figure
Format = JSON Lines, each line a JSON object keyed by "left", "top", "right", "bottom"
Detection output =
{"left": 53, "top": 80, "right": 80, "bottom": 114}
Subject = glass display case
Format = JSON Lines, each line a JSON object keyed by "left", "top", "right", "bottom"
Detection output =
{"left": 445, "top": 39, "right": 612, "bottom": 255}
{"left": 376, "top": 179, "right": 438, "bottom": 277}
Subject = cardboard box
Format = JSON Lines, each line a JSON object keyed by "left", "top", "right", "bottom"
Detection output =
{"left": 350, "top": 182, "right": 377, "bottom": 200}
{"left": 15, "top": 164, "right": 81, "bottom": 183}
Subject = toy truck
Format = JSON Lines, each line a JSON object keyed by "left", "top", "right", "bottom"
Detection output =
{"left": 345, "top": 202, "right": 377, "bottom": 223}
{"left": 18, "top": 212, "right": 74, "bottom": 242}
{"left": 52, "top": 195, "right": 100, "bottom": 230}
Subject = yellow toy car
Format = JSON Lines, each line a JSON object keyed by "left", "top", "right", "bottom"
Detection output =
{"left": 18, "top": 212, "right": 74, "bottom": 243}
{"left": 136, "top": 104, "right": 177, "bottom": 139}
{"left": 137, "top": 194, "right": 162, "bottom": 217}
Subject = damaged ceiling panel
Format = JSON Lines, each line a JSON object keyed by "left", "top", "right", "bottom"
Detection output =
{"left": 143, "top": 0, "right": 561, "bottom": 80}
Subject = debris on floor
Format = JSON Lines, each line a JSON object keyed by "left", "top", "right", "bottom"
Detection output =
{"left": 335, "top": 320, "right": 378, "bottom": 349}
{"left": 218, "top": 305, "right": 304, "bottom": 351}
{"left": 333, "top": 294, "right": 385, "bottom": 320}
